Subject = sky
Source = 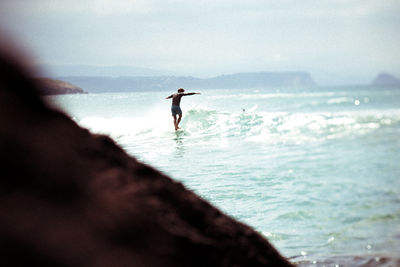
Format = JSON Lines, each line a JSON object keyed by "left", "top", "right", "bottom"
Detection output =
{"left": 0, "top": 0, "right": 399, "bottom": 85}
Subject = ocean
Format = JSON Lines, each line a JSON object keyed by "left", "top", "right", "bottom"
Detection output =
{"left": 50, "top": 86, "right": 400, "bottom": 266}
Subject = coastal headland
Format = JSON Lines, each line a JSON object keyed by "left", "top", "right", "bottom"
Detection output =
{"left": 59, "top": 72, "right": 316, "bottom": 93}
{"left": 36, "top": 78, "right": 87, "bottom": 95}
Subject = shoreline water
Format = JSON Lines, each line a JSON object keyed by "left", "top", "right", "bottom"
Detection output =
{"left": 294, "top": 253, "right": 400, "bottom": 267}
{"left": 51, "top": 87, "right": 400, "bottom": 266}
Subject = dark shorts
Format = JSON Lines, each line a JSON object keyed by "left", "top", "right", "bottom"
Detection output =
{"left": 171, "top": 105, "right": 182, "bottom": 116}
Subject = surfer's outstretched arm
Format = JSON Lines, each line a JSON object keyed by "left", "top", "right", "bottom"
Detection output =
{"left": 165, "top": 95, "right": 173, "bottom": 99}
{"left": 184, "top": 92, "right": 201, "bottom": 96}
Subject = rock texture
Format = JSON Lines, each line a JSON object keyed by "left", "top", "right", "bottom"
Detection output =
{"left": 36, "top": 78, "right": 86, "bottom": 95}
{"left": 0, "top": 53, "right": 293, "bottom": 266}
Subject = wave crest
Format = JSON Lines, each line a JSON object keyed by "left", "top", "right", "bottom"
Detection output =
{"left": 76, "top": 107, "right": 400, "bottom": 145}
{"left": 181, "top": 108, "right": 400, "bottom": 144}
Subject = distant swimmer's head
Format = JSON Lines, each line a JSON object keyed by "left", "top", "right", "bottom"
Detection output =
{"left": 177, "top": 88, "right": 185, "bottom": 93}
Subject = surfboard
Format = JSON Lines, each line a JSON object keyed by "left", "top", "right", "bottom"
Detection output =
{"left": 174, "top": 128, "right": 184, "bottom": 137}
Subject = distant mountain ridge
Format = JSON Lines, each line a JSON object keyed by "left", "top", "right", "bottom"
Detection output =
{"left": 59, "top": 72, "right": 316, "bottom": 93}
{"left": 37, "top": 64, "right": 171, "bottom": 77}
{"left": 371, "top": 72, "right": 400, "bottom": 87}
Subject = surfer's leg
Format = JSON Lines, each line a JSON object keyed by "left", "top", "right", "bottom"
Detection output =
{"left": 173, "top": 115, "right": 178, "bottom": 130}
{"left": 176, "top": 114, "right": 182, "bottom": 129}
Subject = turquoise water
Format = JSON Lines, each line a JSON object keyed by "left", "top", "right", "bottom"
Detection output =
{"left": 51, "top": 87, "right": 400, "bottom": 265}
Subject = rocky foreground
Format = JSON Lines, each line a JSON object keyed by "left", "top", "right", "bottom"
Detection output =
{"left": 0, "top": 53, "right": 293, "bottom": 266}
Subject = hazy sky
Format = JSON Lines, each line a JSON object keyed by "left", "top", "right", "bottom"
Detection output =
{"left": 0, "top": 0, "right": 399, "bottom": 85}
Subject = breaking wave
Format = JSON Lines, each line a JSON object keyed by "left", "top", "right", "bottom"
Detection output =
{"left": 75, "top": 107, "right": 400, "bottom": 146}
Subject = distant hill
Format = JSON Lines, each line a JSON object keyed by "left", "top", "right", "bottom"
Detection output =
{"left": 370, "top": 73, "right": 400, "bottom": 87}
{"left": 59, "top": 72, "right": 316, "bottom": 93}
{"left": 37, "top": 64, "right": 171, "bottom": 77}
{"left": 36, "top": 78, "right": 87, "bottom": 95}
{"left": 203, "top": 72, "right": 315, "bottom": 89}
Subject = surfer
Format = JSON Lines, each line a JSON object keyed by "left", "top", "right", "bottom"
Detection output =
{"left": 166, "top": 88, "right": 200, "bottom": 130}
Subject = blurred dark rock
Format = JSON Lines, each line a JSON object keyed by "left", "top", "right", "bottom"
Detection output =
{"left": 0, "top": 53, "right": 293, "bottom": 266}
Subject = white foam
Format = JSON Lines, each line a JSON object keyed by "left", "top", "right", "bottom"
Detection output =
{"left": 327, "top": 97, "right": 352, "bottom": 104}
{"left": 74, "top": 106, "right": 400, "bottom": 147}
